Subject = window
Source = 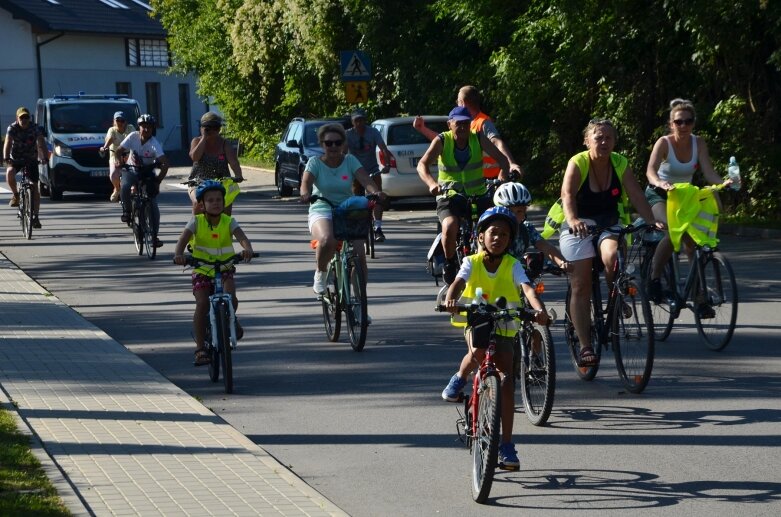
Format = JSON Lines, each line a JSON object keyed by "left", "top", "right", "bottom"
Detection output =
{"left": 116, "top": 82, "right": 132, "bottom": 97}
{"left": 145, "top": 83, "right": 162, "bottom": 127}
{"left": 126, "top": 38, "right": 170, "bottom": 68}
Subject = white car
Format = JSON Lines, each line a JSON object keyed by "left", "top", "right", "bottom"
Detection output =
{"left": 371, "top": 116, "right": 449, "bottom": 198}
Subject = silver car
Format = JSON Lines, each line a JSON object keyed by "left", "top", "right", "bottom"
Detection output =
{"left": 371, "top": 116, "right": 449, "bottom": 198}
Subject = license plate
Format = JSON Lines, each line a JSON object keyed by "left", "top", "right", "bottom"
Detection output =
{"left": 410, "top": 157, "right": 420, "bottom": 167}
{"left": 90, "top": 169, "right": 109, "bottom": 177}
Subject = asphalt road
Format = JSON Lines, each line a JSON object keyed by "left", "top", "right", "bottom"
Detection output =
{"left": 1, "top": 167, "right": 780, "bottom": 516}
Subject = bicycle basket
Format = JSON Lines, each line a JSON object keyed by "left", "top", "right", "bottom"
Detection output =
{"left": 467, "top": 311, "right": 494, "bottom": 349}
{"left": 333, "top": 207, "right": 371, "bottom": 241}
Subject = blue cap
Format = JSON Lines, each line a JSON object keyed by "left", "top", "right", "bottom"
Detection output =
{"left": 448, "top": 106, "right": 471, "bottom": 122}
{"left": 113, "top": 111, "right": 125, "bottom": 120}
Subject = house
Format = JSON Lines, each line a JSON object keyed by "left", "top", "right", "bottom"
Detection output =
{"left": 0, "top": 0, "right": 203, "bottom": 154}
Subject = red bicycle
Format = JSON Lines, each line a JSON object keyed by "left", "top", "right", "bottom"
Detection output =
{"left": 436, "top": 295, "right": 543, "bottom": 503}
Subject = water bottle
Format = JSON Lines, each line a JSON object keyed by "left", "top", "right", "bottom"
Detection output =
{"left": 473, "top": 287, "right": 483, "bottom": 306}
{"left": 727, "top": 156, "right": 741, "bottom": 191}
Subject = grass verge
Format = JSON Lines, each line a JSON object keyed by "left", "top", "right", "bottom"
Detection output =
{"left": 0, "top": 406, "right": 71, "bottom": 516}
{"left": 239, "top": 157, "right": 274, "bottom": 170}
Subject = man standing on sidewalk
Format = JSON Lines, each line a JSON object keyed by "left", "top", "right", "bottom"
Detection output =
{"left": 346, "top": 108, "right": 395, "bottom": 242}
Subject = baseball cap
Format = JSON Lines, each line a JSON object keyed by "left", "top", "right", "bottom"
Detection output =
{"left": 351, "top": 108, "right": 367, "bottom": 120}
{"left": 113, "top": 111, "right": 126, "bottom": 120}
{"left": 448, "top": 106, "right": 471, "bottom": 122}
{"left": 16, "top": 107, "right": 30, "bottom": 118}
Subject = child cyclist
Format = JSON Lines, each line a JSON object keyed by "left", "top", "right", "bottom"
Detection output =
{"left": 174, "top": 180, "right": 254, "bottom": 366}
{"left": 493, "top": 182, "right": 570, "bottom": 271}
{"left": 442, "top": 206, "right": 550, "bottom": 470}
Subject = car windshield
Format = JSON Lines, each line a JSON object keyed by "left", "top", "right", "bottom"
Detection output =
{"left": 304, "top": 123, "right": 327, "bottom": 147}
{"left": 50, "top": 103, "right": 138, "bottom": 134}
{"left": 387, "top": 121, "right": 449, "bottom": 145}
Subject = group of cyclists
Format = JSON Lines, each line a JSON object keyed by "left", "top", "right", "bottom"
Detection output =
{"left": 5, "top": 89, "right": 732, "bottom": 472}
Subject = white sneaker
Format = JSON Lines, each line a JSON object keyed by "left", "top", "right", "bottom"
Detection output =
{"left": 313, "top": 270, "right": 326, "bottom": 294}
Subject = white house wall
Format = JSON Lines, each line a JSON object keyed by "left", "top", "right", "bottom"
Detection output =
{"left": 0, "top": 11, "right": 202, "bottom": 152}
{"left": 0, "top": 9, "right": 39, "bottom": 128}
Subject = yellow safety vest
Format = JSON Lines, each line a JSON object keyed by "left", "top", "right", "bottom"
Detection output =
{"left": 190, "top": 213, "right": 236, "bottom": 276}
{"left": 437, "top": 131, "right": 486, "bottom": 196}
{"left": 666, "top": 183, "right": 720, "bottom": 252}
{"left": 451, "top": 253, "right": 522, "bottom": 337}
{"left": 222, "top": 177, "right": 241, "bottom": 207}
{"left": 541, "top": 151, "right": 631, "bottom": 238}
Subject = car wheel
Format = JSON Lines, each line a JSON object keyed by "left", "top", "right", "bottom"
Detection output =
{"left": 276, "top": 165, "right": 293, "bottom": 197}
{"left": 49, "top": 186, "right": 64, "bottom": 201}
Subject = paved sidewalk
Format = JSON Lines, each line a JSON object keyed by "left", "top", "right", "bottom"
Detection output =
{"left": 0, "top": 255, "right": 347, "bottom": 516}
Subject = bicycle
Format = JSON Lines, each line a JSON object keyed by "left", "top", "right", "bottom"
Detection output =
{"left": 178, "top": 252, "right": 258, "bottom": 394}
{"left": 640, "top": 185, "right": 738, "bottom": 351}
{"left": 15, "top": 162, "right": 37, "bottom": 240}
{"left": 563, "top": 223, "right": 655, "bottom": 393}
{"left": 514, "top": 251, "right": 562, "bottom": 426}
{"left": 313, "top": 195, "right": 376, "bottom": 351}
{"left": 124, "top": 162, "right": 159, "bottom": 259}
{"left": 436, "top": 296, "right": 545, "bottom": 503}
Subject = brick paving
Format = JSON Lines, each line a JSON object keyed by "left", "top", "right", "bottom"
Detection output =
{"left": 0, "top": 254, "right": 347, "bottom": 516}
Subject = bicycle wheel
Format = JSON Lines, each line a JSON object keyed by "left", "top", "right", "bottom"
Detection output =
{"left": 345, "top": 258, "right": 368, "bottom": 351}
{"left": 143, "top": 200, "right": 157, "bottom": 260}
{"left": 132, "top": 200, "right": 144, "bottom": 255}
{"left": 321, "top": 263, "right": 341, "bottom": 342}
{"left": 471, "top": 374, "right": 501, "bottom": 504}
{"left": 217, "top": 302, "right": 233, "bottom": 393}
{"left": 641, "top": 251, "right": 675, "bottom": 341}
{"left": 564, "top": 286, "right": 601, "bottom": 381}
{"left": 20, "top": 186, "right": 33, "bottom": 240}
{"left": 694, "top": 251, "right": 738, "bottom": 351}
{"left": 519, "top": 325, "right": 556, "bottom": 426}
{"left": 612, "top": 278, "right": 655, "bottom": 393}
{"left": 207, "top": 321, "right": 220, "bottom": 383}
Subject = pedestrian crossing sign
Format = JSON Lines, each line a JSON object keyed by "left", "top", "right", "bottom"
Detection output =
{"left": 340, "top": 51, "right": 371, "bottom": 81}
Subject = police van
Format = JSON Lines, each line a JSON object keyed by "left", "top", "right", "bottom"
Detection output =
{"left": 35, "top": 93, "right": 140, "bottom": 200}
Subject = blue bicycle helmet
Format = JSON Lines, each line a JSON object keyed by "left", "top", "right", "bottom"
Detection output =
{"left": 477, "top": 206, "right": 518, "bottom": 242}
{"left": 195, "top": 179, "right": 226, "bottom": 201}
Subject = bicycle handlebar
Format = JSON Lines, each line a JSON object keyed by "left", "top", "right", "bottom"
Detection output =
{"left": 181, "top": 176, "right": 245, "bottom": 187}
{"left": 435, "top": 301, "right": 555, "bottom": 324}
{"left": 569, "top": 222, "right": 652, "bottom": 237}
{"left": 176, "top": 252, "right": 260, "bottom": 268}
{"left": 309, "top": 194, "right": 380, "bottom": 207}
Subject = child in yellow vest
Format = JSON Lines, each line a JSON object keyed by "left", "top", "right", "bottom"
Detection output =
{"left": 174, "top": 180, "right": 254, "bottom": 366}
{"left": 442, "top": 207, "right": 550, "bottom": 470}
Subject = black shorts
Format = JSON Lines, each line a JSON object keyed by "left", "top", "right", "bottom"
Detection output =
{"left": 436, "top": 192, "right": 492, "bottom": 223}
{"left": 10, "top": 160, "right": 39, "bottom": 182}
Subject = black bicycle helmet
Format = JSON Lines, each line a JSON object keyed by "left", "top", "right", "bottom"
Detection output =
{"left": 477, "top": 206, "right": 518, "bottom": 242}
{"left": 195, "top": 179, "right": 226, "bottom": 201}
{"left": 137, "top": 113, "right": 157, "bottom": 126}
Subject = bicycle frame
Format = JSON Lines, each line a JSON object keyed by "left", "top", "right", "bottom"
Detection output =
{"left": 208, "top": 269, "right": 238, "bottom": 350}
{"left": 665, "top": 246, "right": 712, "bottom": 318}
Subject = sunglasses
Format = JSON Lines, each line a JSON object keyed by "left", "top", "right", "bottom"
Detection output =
{"left": 116, "top": 119, "right": 126, "bottom": 123}
{"left": 201, "top": 124, "right": 221, "bottom": 130}
{"left": 19, "top": 115, "right": 30, "bottom": 120}
{"left": 673, "top": 118, "right": 694, "bottom": 126}
{"left": 323, "top": 139, "right": 343, "bottom": 147}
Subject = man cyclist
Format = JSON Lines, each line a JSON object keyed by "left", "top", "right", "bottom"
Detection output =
{"left": 4, "top": 107, "right": 47, "bottom": 227}
{"left": 414, "top": 85, "right": 523, "bottom": 179}
{"left": 346, "top": 108, "right": 395, "bottom": 242}
{"left": 115, "top": 114, "right": 170, "bottom": 248}
{"left": 417, "top": 106, "right": 509, "bottom": 284}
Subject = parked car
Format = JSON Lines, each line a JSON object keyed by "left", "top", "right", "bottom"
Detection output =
{"left": 274, "top": 116, "right": 350, "bottom": 197}
{"left": 371, "top": 116, "right": 449, "bottom": 198}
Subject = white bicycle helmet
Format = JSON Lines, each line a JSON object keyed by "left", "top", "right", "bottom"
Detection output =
{"left": 493, "top": 182, "right": 532, "bottom": 207}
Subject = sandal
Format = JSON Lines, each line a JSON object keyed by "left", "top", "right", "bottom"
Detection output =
{"left": 578, "top": 346, "right": 598, "bottom": 367}
{"left": 193, "top": 348, "right": 210, "bottom": 366}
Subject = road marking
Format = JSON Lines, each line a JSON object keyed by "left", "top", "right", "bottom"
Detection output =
{"left": 0, "top": 186, "right": 11, "bottom": 194}
{"left": 168, "top": 182, "right": 189, "bottom": 190}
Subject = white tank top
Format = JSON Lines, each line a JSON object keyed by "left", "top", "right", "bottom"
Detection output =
{"left": 658, "top": 135, "right": 698, "bottom": 183}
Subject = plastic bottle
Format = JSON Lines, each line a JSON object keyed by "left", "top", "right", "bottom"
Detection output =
{"left": 727, "top": 156, "right": 741, "bottom": 191}
{"left": 473, "top": 287, "right": 484, "bottom": 305}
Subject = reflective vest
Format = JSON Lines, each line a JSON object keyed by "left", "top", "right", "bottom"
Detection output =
{"left": 190, "top": 213, "right": 236, "bottom": 277}
{"left": 437, "top": 131, "right": 486, "bottom": 196}
{"left": 541, "top": 151, "right": 631, "bottom": 238}
{"left": 471, "top": 112, "right": 500, "bottom": 179}
{"left": 222, "top": 177, "right": 241, "bottom": 207}
{"left": 666, "top": 183, "right": 720, "bottom": 252}
{"left": 451, "top": 253, "right": 521, "bottom": 337}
